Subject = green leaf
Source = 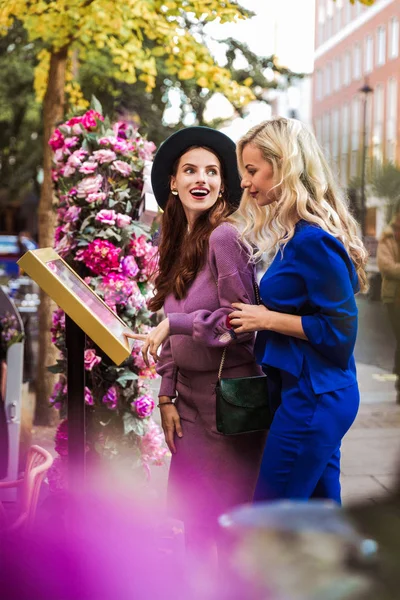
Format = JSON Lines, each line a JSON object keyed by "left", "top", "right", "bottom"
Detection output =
{"left": 125, "top": 200, "right": 132, "bottom": 213}
{"left": 123, "top": 412, "right": 146, "bottom": 436}
{"left": 91, "top": 95, "right": 103, "bottom": 115}
{"left": 47, "top": 359, "right": 65, "bottom": 374}
{"left": 116, "top": 370, "right": 138, "bottom": 387}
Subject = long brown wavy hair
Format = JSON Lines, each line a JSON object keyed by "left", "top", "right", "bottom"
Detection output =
{"left": 148, "top": 147, "right": 234, "bottom": 312}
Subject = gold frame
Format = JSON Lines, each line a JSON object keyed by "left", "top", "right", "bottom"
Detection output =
{"left": 18, "top": 248, "right": 134, "bottom": 365}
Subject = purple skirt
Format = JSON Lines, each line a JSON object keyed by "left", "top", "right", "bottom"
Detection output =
{"left": 167, "top": 365, "right": 267, "bottom": 529}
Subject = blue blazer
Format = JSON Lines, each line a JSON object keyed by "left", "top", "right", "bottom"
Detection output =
{"left": 255, "top": 221, "right": 359, "bottom": 394}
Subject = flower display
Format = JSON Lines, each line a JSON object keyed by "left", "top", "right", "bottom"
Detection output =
{"left": 0, "top": 313, "right": 24, "bottom": 356}
{"left": 48, "top": 100, "right": 165, "bottom": 479}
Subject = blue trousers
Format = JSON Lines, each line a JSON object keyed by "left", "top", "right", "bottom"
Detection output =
{"left": 254, "top": 365, "right": 360, "bottom": 504}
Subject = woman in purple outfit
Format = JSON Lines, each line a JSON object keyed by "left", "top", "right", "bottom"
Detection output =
{"left": 128, "top": 126, "right": 266, "bottom": 552}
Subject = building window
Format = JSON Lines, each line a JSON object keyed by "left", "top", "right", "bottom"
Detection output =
{"left": 376, "top": 26, "right": 386, "bottom": 66}
{"left": 323, "top": 113, "right": 331, "bottom": 159}
{"left": 341, "top": 104, "right": 349, "bottom": 186}
{"left": 332, "top": 109, "right": 339, "bottom": 174}
{"left": 325, "top": 63, "right": 332, "bottom": 96}
{"left": 316, "top": 117, "right": 323, "bottom": 144}
{"left": 389, "top": 18, "right": 399, "bottom": 59}
{"left": 373, "top": 84, "right": 384, "bottom": 166}
{"left": 353, "top": 43, "right": 361, "bottom": 80}
{"left": 315, "top": 69, "right": 323, "bottom": 100}
{"left": 386, "top": 78, "right": 398, "bottom": 162}
{"left": 365, "top": 35, "right": 373, "bottom": 74}
{"left": 344, "top": 1, "right": 351, "bottom": 25}
{"left": 344, "top": 51, "right": 351, "bottom": 86}
{"left": 333, "top": 57, "right": 341, "bottom": 91}
{"left": 350, "top": 98, "right": 360, "bottom": 178}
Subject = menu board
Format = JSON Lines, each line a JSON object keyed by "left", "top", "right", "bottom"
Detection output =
{"left": 18, "top": 249, "right": 135, "bottom": 365}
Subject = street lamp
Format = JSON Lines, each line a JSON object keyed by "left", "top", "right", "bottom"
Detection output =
{"left": 359, "top": 78, "right": 374, "bottom": 239}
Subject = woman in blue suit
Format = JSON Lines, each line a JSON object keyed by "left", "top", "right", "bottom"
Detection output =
{"left": 229, "top": 117, "right": 368, "bottom": 503}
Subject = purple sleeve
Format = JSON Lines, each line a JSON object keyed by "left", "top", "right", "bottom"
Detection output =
{"left": 169, "top": 224, "right": 256, "bottom": 348}
{"left": 155, "top": 337, "right": 177, "bottom": 398}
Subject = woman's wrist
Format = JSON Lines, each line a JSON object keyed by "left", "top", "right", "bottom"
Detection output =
{"left": 261, "top": 308, "right": 275, "bottom": 331}
{"left": 158, "top": 395, "right": 174, "bottom": 405}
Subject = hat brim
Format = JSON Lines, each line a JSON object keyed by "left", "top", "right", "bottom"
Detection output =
{"left": 151, "top": 126, "right": 242, "bottom": 211}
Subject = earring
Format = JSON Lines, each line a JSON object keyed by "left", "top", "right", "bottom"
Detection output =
{"left": 218, "top": 190, "right": 223, "bottom": 198}
{"left": 171, "top": 189, "right": 179, "bottom": 196}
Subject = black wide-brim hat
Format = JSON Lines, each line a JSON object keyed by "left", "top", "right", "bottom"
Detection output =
{"left": 151, "top": 126, "right": 242, "bottom": 211}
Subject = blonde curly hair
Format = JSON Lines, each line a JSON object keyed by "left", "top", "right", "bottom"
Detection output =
{"left": 231, "top": 117, "right": 369, "bottom": 292}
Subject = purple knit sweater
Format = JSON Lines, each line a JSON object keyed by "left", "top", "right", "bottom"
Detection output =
{"left": 156, "top": 222, "right": 261, "bottom": 397}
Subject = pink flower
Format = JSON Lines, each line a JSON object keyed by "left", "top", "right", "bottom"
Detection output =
{"left": 68, "top": 148, "right": 88, "bottom": 168}
{"left": 98, "top": 136, "right": 116, "bottom": 147}
{"left": 102, "top": 386, "right": 118, "bottom": 410}
{"left": 64, "top": 136, "right": 79, "bottom": 149}
{"left": 112, "top": 121, "right": 129, "bottom": 139}
{"left": 138, "top": 140, "right": 156, "bottom": 161}
{"left": 139, "top": 420, "right": 168, "bottom": 465}
{"left": 121, "top": 255, "right": 139, "bottom": 277}
{"left": 113, "top": 140, "right": 135, "bottom": 154}
{"left": 62, "top": 164, "right": 76, "bottom": 178}
{"left": 64, "top": 206, "right": 81, "bottom": 223}
{"left": 79, "top": 161, "right": 98, "bottom": 174}
{"left": 54, "top": 226, "right": 64, "bottom": 244}
{"left": 85, "top": 386, "right": 94, "bottom": 405}
{"left": 54, "top": 148, "right": 65, "bottom": 164}
{"left": 93, "top": 149, "right": 117, "bottom": 164}
{"left": 111, "top": 160, "right": 132, "bottom": 177}
{"left": 116, "top": 214, "right": 132, "bottom": 228}
{"left": 84, "top": 349, "right": 102, "bottom": 371}
{"left": 132, "top": 395, "right": 155, "bottom": 419}
{"left": 49, "top": 128, "right": 65, "bottom": 151}
{"left": 86, "top": 192, "right": 106, "bottom": 204}
{"left": 81, "top": 109, "right": 104, "bottom": 130}
{"left": 101, "top": 272, "right": 135, "bottom": 306}
{"left": 76, "top": 174, "right": 103, "bottom": 198}
{"left": 95, "top": 209, "right": 117, "bottom": 225}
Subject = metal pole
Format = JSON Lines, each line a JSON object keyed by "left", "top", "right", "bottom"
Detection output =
{"left": 358, "top": 79, "right": 373, "bottom": 239}
{"left": 65, "top": 314, "right": 86, "bottom": 491}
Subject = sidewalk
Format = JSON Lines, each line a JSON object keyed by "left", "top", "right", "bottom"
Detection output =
{"left": 341, "top": 362, "right": 400, "bottom": 505}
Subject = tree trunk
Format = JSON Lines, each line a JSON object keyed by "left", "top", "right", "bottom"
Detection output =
{"left": 35, "top": 47, "right": 68, "bottom": 426}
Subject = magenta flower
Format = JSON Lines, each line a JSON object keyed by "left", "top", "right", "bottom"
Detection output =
{"left": 66, "top": 115, "right": 83, "bottom": 127}
{"left": 132, "top": 395, "right": 155, "bottom": 419}
{"left": 102, "top": 386, "right": 118, "bottom": 410}
{"left": 121, "top": 255, "right": 139, "bottom": 278}
{"left": 54, "top": 419, "right": 68, "bottom": 456}
{"left": 116, "top": 213, "right": 132, "bottom": 228}
{"left": 95, "top": 209, "right": 117, "bottom": 225}
{"left": 76, "top": 239, "right": 121, "bottom": 275}
{"left": 111, "top": 160, "right": 132, "bottom": 177}
{"left": 93, "top": 149, "right": 117, "bottom": 164}
{"left": 76, "top": 174, "right": 103, "bottom": 198}
{"left": 81, "top": 109, "right": 104, "bottom": 130}
{"left": 49, "top": 128, "right": 65, "bottom": 151}
{"left": 85, "top": 386, "right": 94, "bottom": 406}
{"left": 79, "top": 161, "right": 98, "bottom": 174}
{"left": 84, "top": 349, "right": 102, "bottom": 371}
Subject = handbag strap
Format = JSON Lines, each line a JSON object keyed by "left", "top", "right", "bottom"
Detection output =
{"left": 217, "top": 275, "right": 260, "bottom": 381}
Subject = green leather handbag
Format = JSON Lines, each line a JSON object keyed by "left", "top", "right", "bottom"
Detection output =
{"left": 215, "top": 366, "right": 272, "bottom": 435}
{"left": 215, "top": 279, "right": 272, "bottom": 435}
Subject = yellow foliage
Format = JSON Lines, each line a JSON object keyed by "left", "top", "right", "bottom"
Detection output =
{"left": 1, "top": 0, "right": 255, "bottom": 108}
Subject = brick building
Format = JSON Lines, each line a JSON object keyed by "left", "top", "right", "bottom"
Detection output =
{"left": 313, "top": 0, "right": 400, "bottom": 238}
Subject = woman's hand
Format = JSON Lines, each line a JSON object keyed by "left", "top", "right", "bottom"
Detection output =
{"left": 229, "top": 302, "right": 271, "bottom": 333}
{"left": 159, "top": 396, "right": 183, "bottom": 454}
{"left": 123, "top": 317, "right": 170, "bottom": 366}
